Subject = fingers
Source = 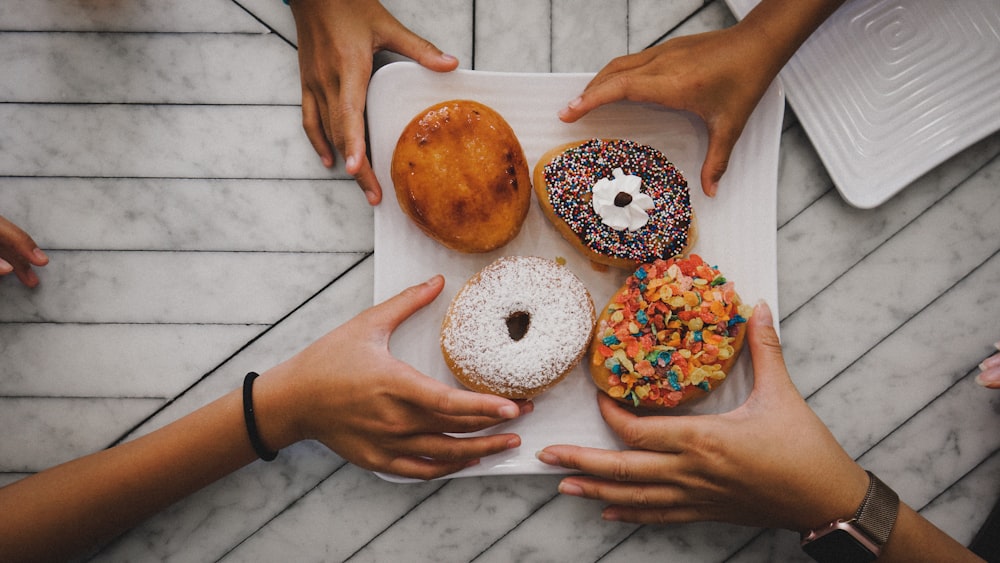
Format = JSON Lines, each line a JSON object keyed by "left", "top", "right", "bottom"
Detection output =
{"left": 300, "top": 91, "right": 336, "bottom": 168}
{"left": 0, "top": 216, "right": 48, "bottom": 288}
{"left": 538, "top": 444, "right": 683, "bottom": 484}
{"left": 383, "top": 25, "right": 459, "bottom": 73}
{"left": 700, "top": 119, "right": 743, "bottom": 197}
{"left": 554, "top": 476, "right": 707, "bottom": 524}
{"left": 746, "top": 300, "right": 794, "bottom": 394}
{"left": 977, "top": 343, "right": 1000, "bottom": 388}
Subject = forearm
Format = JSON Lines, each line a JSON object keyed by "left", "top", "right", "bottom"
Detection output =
{"left": 879, "top": 502, "right": 983, "bottom": 562}
{"left": 738, "top": 0, "right": 847, "bottom": 77}
{"left": 0, "top": 374, "right": 297, "bottom": 562}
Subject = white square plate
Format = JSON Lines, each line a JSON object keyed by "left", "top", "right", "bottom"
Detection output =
{"left": 367, "top": 62, "right": 782, "bottom": 481}
{"left": 727, "top": 0, "right": 1000, "bottom": 209}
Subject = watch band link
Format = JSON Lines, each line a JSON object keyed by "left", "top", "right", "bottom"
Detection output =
{"left": 854, "top": 471, "right": 900, "bottom": 545}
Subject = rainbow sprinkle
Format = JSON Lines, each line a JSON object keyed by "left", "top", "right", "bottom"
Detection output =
{"left": 594, "top": 255, "right": 753, "bottom": 408}
{"left": 543, "top": 139, "right": 691, "bottom": 263}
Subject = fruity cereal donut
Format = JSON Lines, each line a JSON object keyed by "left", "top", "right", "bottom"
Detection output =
{"left": 589, "top": 255, "right": 753, "bottom": 409}
{"left": 534, "top": 138, "right": 696, "bottom": 270}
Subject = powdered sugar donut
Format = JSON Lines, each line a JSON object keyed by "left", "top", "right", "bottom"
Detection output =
{"left": 441, "top": 256, "right": 596, "bottom": 399}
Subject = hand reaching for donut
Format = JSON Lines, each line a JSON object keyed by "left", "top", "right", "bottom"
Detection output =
{"left": 538, "top": 301, "right": 870, "bottom": 531}
{"left": 558, "top": 0, "right": 846, "bottom": 197}
{"left": 289, "top": 0, "right": 458, "bottom": 205}
{"left": 0, "top": 214, "right": 48, "bottom": 288}
{"left": 256, "top": 274, "right": 529, "bottom": 480}
{"left": 538, "top": 301, "right": 981, "bottom": 561}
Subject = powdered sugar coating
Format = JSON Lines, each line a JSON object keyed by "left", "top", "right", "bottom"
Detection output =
{"left": 441, "top": 256, "right": 596, "bottom": 397}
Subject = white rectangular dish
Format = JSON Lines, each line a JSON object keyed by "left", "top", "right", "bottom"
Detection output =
{"left": 367, "top": 62, "right": 782, "bottom": 481}
{"left": 726, "top": 0, "right": 1000, "bottom": 209}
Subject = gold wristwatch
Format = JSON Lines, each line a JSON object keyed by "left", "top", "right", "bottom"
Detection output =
{"left": 801, "top": 471, "right": 900, "bottom": 563}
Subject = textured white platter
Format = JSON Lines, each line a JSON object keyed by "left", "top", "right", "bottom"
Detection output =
{"left": 727, "top": 0, "right": 1000, "bottom": 209}
{"left": 367, "top": 62, "right": 782, "bottom": 481}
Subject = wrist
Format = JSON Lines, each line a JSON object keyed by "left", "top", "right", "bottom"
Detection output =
{"left": 248, "top": 365, "right": 307, "bottom": 454}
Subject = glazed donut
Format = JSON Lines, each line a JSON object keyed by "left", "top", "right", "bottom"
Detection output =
{"left": 391, "top": 99, "right": 531, "bottom": 253}
{"left": 534, "top": 138, "right": 696, "bottom": 269}
{"left": 589, "top": 255, "right": 752, "bottom": 409}
{"left": 441, "top": 256, "right": 596, "bottom": 399}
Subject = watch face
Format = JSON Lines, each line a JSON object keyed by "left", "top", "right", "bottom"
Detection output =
{"left": 802, "top": 529, "right": 877, "bottom": 563}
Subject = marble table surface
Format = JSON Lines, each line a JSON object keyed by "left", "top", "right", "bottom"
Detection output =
{"left": 2, "top": 1, "right": 998, "bottom": 561}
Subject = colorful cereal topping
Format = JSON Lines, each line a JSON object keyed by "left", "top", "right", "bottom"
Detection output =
{"left": 594, "top": 255, "right": 752, "bottom": 408}
{"left": 543, "top": 139, "right": 691, "bottom": 263}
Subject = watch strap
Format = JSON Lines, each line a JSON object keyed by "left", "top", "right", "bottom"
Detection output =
{"left": 853, "top": 471, "right": 899, "bottom": 545}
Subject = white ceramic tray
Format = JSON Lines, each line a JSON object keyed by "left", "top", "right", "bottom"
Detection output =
{"left": 367, "top": 62, "right": 782, "bottom": 481}
{"left": 727, "top": 0, "right": 1000, "bottom": 209}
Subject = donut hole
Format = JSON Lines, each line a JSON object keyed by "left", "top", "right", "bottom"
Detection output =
{"left": 505, "top": 311, "right": 531, "bottom": 341}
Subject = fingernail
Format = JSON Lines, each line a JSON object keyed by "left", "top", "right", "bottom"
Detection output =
{"left": 441, "top": 52, "right": 458, "bottom": 63}
{"left": 498, "top": 404, "right": 519, "bottom": 419}
{"left": 535, "top": 450, "right": 558, "bottom": 465}
{"left": 33, "top": 248, "right": 48, "bottom": 264}
{"left": 321, "top": 155, "right": 333, "bottom": 168}
{"left": 567, "top": 96, "right": 582, "bottom": 109}
{"left": 994, "top": 340, "right": 1000, "bottom": 351}
{"left": 976, "top": 367, "right": 1000, "bottom": 388}
{"left": 365, "top": 189, "right": 379, "bottom": 205}
{"left": 0, "top": 259, "right": 12, "bottom": 274}
{"left": 558, "top": 481, "right": 584, "bottom": 497}
{"left": 602, "top": 509, "right": 621, "bottom": 522}
{"left": 754, "top": 300, "right": 773, "bottom": 327}
{"left": 980, "top": 353, "right": 1000, "bottom": 371}
{"left": 506, "top": 436, "right": 521, "bottom": 449}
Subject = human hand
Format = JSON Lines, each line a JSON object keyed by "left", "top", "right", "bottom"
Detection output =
{"left": 262, "top": 275, "right": 528, "bottom": 480}
{"left": 290, "top": 0, "right": 459, "bottom": 205}
{"left": 558, "top": 25, "right": 778, "bottom": 198}
{"left": 537, "top": 301, "right": 870, "bottom": 532}
{"left": 0, "top": 214, "right": 48, "bottom": 287}
{"left": 977, "top": 341, "right": 1000, "bottom": 388}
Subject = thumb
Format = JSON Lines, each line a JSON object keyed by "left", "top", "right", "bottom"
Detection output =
{"left": 746, "top": 300, "right": 793, "bottom": 393}
{"left": 366, "top": 274, "right": 445, "bottom": 334}
{"left": 700, "top": 120, "right": 742, "bottom": 197}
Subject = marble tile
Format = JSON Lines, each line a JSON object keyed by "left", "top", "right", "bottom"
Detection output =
{"left": 551, "top": 0, "right": 627, "bottom": 72}
{"left": 0, "top": 178, "right": 373, "bottom": 252}
{"left": 0, "top": 104, "right": 331, "bottom": 179}
{"left": 113, "top": 256, "right": 374, "bottom": 441}
{"left": 221, "top": 465, "right": 444, "bottom": 562}
{"left": 99, "top": 440, "right": 343, "bottom": 562}
{"left": 0, "top": 396, "right": 163, "bottom": 471}
{"left": 0, "top": 251, "right": 365, "bottom": 324}
{"left": 780, "top": 153, "right": 1000, "bottom": 394}
{"left": 475, "top": 0, "right": 551, "bottom": 72}
{"left": 775, "top": 124, "right": 833, "bottom": 227}
{"left": 777, "top": 131, "right": 1000, "bottom": 315}
{"left": 602, "top": 521, "right": 760, "bottom": 562}
{"left": 922, "top": 450, "right": 1000, "bottom": 545}
{"left": 0, "top": 323, "right": 262, "bottom": 397}
{"left": 810, "top": 251, "right": 1000, "bottom": 456}
{"left": 473, "top": 491, "right": 637, "bottom": 562}
{"left": 348, "top": 475, "right": 561, "bottom": 562}
{"left": 0, "top": 32, "right": 299, "bottom": 104}
{"left": 658, "top": 0, "right": 738, "bottom": 40}
{"left": 232, "top": 0, "right": 298, "bottom": 44}
{"left": 96, "top": 258, "right": 375, "bottom": 560}
{"left": 628, "top": 0, "right": 706, "bottom": 53}
{"left": 0, "top": 0, "right": 265, "bottom": 33}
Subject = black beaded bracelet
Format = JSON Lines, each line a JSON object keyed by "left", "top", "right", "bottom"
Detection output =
{"left": 242, "top": 371, "right": 278, "bottom": 462}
